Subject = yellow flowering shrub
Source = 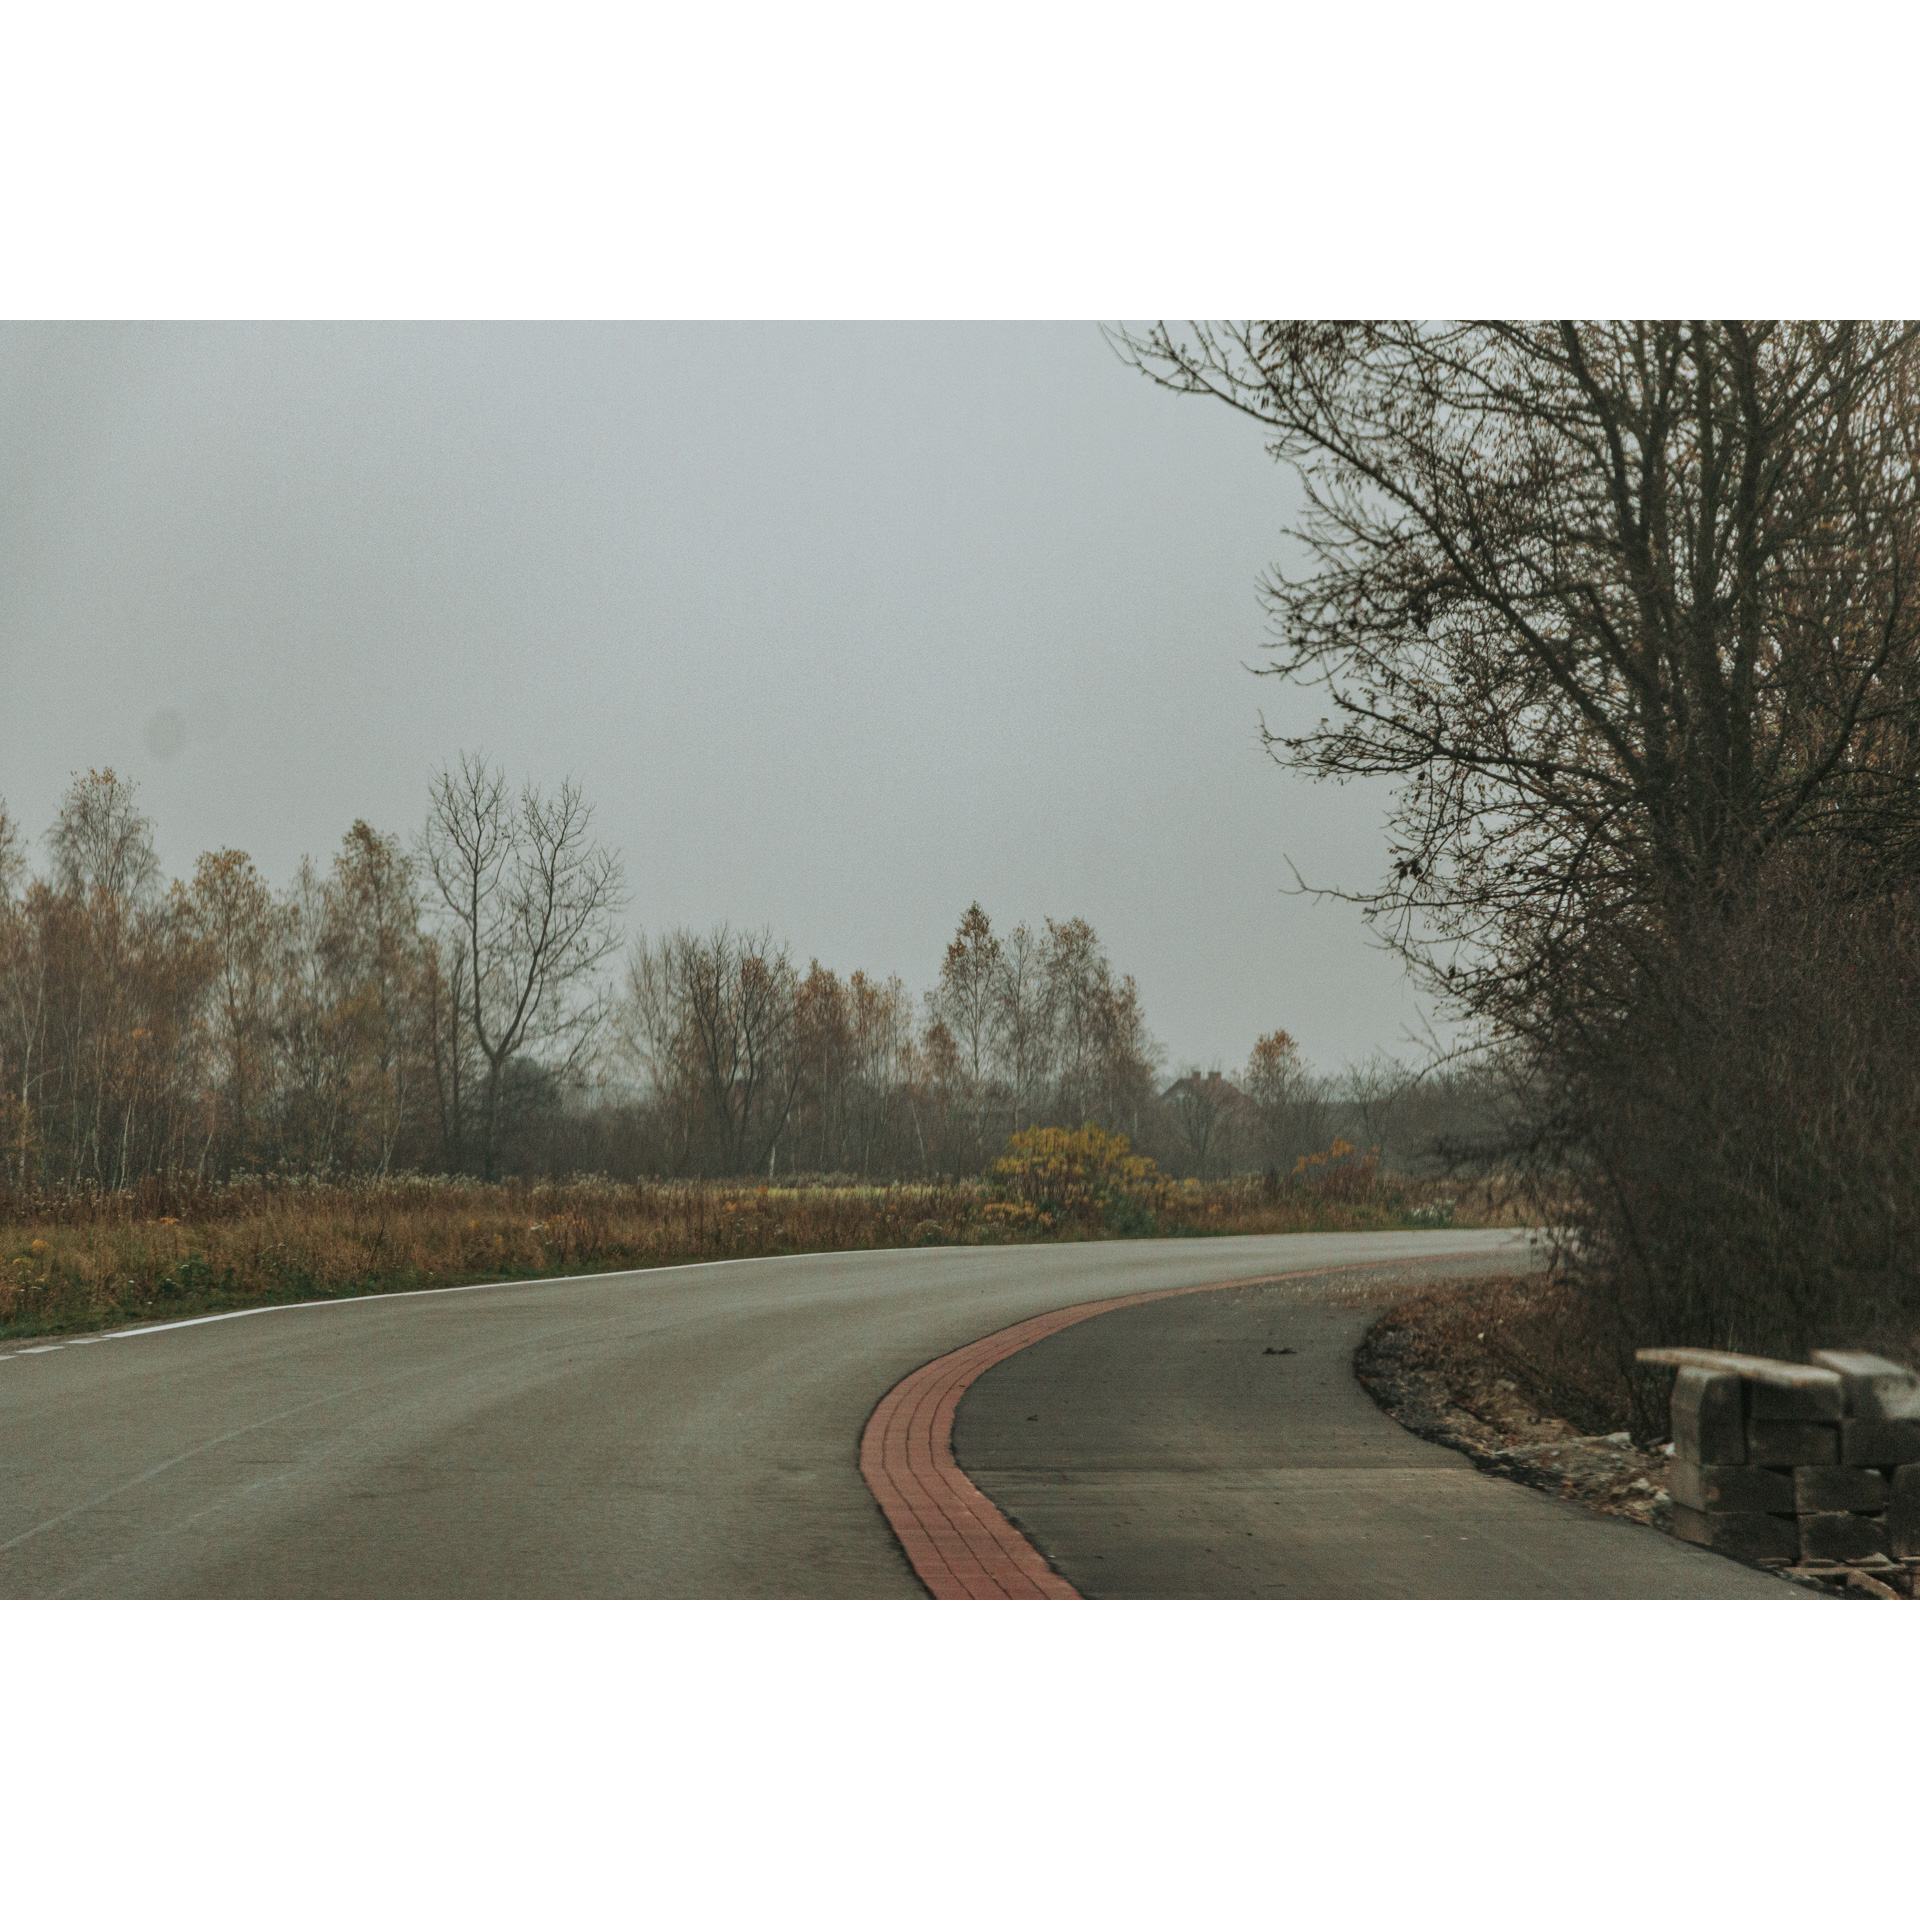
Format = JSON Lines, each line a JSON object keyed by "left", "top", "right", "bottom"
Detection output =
{"left": 986, "top": 1126, "right": 1164, "bottom": 1232}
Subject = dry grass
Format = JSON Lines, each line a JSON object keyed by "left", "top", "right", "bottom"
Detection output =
{"left": 1366, "top": 1267, "right": 1920, "bottom": 1445}
{"left": 1363, "top": 1271, "right": 1644, "bottom": 1438}
{"left": 0, "top": 1168, "right": 1539, "bottom": 1339}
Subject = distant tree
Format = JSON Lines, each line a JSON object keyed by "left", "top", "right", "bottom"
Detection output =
{"left": 0, "top": 801, "right": 37, "bottom": 1184}
{"left": 791, "top": 958, "right": 851, "bottom": 1172}
{"left": 925, "top": 902, "right": 1003, "bottom": 1167}
{"left": 845, "top": 970, "right": 913, "bottom": 1176}
{"left": 17, "top": 772, "right": 210, "bottom": 1187}
{"left": 990, "top": 921, "right": 1054, "bottom": 1135}
{"left": 48, "top": 769, "right": 162, "bottom": 909}
{"left": 917, "top": 1013, "right": 963, "bottom": 1171}
{"left": 0, "top": 802, "right": 24, "bottom": 904}
{"left": 1043, "top": 917, "right": 1159, "bottom": 1136}
{"left": 275, "top": 855, "right": 352, "bottom": 1170}
{"left": 623, "top": 927, "right": 802, "bottom": 1175}
{"left": 1163, "top": 1066, "right": 1237, "bottom": 1176}
{"left": 326, "top": 821, "right": 436, "bottom": 1173}
{"left": 1242, "top": 1028, "right": 1323, "bottom": 1176}
{"left": 683, "top": 929, "right": 802, "bottom": 1176}
{"left": 930, "top": 904, "right": 1001, "bottom": 1085}
{"left": 191, "top": 848, "right": 280, "bottom": 1171}
{"left": 422, "top": 753, "right": 627, "bottom": 1178}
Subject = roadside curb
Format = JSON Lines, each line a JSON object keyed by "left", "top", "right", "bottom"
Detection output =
{"left": 859, "top": 1252, "right": 1483, "bottom": 1599}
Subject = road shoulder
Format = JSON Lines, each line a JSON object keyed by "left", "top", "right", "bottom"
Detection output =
{"left": 952, "top": 1261, "right": 1808, "bottom": 1598}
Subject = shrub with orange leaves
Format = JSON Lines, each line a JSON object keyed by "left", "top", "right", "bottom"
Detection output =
{"left": 1293, "top": 1136, "right": 1379, "bottom": 1203}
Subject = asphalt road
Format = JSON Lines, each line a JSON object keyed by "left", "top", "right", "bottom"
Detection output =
{"left": 1, "top": 1231, "right": 1523, "bottom": 1598}
{"left": 956, "top": 1267, "right": 1805, "bottom": 1598}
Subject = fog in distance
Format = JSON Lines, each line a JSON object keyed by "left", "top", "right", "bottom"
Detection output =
{"left": 0, "top": 323, "right": 1436, "bottom": 1074}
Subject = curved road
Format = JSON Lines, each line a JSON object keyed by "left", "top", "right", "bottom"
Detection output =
{"left": 955, "top": 1268, "right": 1802, "bottom": 1597}
{"left": 2, "top": 1233, "right": 1519, "bottom": 1597}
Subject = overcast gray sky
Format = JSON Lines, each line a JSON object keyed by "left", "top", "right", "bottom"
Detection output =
{"left": 0, "top": 322, "right": 1436, "bottom": 1074}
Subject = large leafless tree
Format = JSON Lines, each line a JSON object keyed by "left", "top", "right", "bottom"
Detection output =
{"left": 422, "top": 753, "right": 627, "bottom": 1177}
{"left": 1114, "top": 322, "right": 1920, "bottom": 1042}
{"left": 1118, "top": 321, "right": 1920, "bottom": 1347}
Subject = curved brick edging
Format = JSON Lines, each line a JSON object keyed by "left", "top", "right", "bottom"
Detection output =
{"left": 861, "top": 1255, "right": 1474, "bottom": 1599}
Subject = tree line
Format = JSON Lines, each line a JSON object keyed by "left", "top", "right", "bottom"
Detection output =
{"left": 1, "top": 758, "right": 1477, "bottom": 1191}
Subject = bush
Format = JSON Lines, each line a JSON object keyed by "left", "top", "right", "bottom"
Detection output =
{"left": 1293, "top": 1136, "right": 1379, "bottom": 1204}
{"left": 985, "top": 1126, "right": 1163, "bottom": 1234}
{"left": 1560, "top": 852, "right": 1920, "bottom": 1362}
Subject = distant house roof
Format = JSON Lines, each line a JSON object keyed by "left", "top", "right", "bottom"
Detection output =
{"left": 1159, "top": 1069, "right": 1256, "bottom": 1114}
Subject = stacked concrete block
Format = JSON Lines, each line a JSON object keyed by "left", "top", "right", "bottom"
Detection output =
{"left": 1811, "top": 1351, "right": 1920, "bottom": 1569}
{"left": 1636, "top": 1346, "right": 1920, "bottom": 1590}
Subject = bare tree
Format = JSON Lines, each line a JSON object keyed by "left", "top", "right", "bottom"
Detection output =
{"left": 1163, "top": 1066, "right": 1237, "bottom": 1176}
{"left": 1117, "top": 320, "right": 1920, "bottom": 1344}
{"left": 620, "top": 927, "right": 803, "bottom": 1175}
{"left": 1335, "top": 1054, "right": 1418, "bottom": 1164}
{"left": 925, "top": 902, "right": 1003, "bottom": 1166}
{"left": 990, "top": 921, "right": 1054, "bottom": 1135}
{"left": 422, "top": 753, "right": 627, "bottom": 1177}
{"left": 0, "top": 803, "right": 24, "bottom": 904}
{"left": 1114, "top": 324, "right": 1920, "bottom": 1040}
{"left": 48, "top": 769, "right": 162, "bottom": 908}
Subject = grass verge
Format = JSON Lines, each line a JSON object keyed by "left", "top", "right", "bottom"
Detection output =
{"left": 0, "top": 1170, "right": 1534, "bottom": 1342}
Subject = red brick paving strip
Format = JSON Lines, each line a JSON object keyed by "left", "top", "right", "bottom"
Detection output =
{"left": 860, "top": 1254, "right": 1472, "bottom": 1599}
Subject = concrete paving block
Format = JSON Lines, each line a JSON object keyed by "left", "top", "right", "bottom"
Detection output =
{"left": 1672, "top": 1366, "right": 1746, "bottom": 1463}
{"left": 1809, "top": 1350, "right": 1920, "bottom": 1422}
{"left": 1749, "top": 1376, "right": 1846, "bottom": 1422}
{"left": 1666, "top": 1504, "right": 1797, "bottom": 1561}
{"left": 1840, "top": 1420, "right": 1920, "bottom": 1466}
{"left": 1790, "top": 1465, "right": 1888, "bottom": 1514}
{"left": 1747, "top": 1421, "right": 1839, "bottom": 1466}
{"left": 1890, "top": 1466, "right": 1920, "bottom": 1560}
{"left": 1640, "top": 1349, "right": 1827, "bottom": 1385}
{"left": 1640, "top": 1350, "right": 1845, "bottom": 1422}
{"left": 1798, "top": 1511, "right": 1889, "bottom": 1562}
{"left": 1668, "top": 1460, "right": 1794, "bottom": 1513}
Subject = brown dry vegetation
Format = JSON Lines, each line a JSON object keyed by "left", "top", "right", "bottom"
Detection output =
{"left": 0, "top": 1167, "right": 1536, "bottom": 1341}
{"left": 1359, "top": 1268, "right": 1920, "bottom": 1449}
{"left": 1363, "top": 1271, "right": 1647, "bottom": 1441}
{"left": 1355, "top": 1273, "right": 1679, "bottom": 1540}
{"left": 1356, "top": 1270, "right": 1920, "bottom": 1596}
